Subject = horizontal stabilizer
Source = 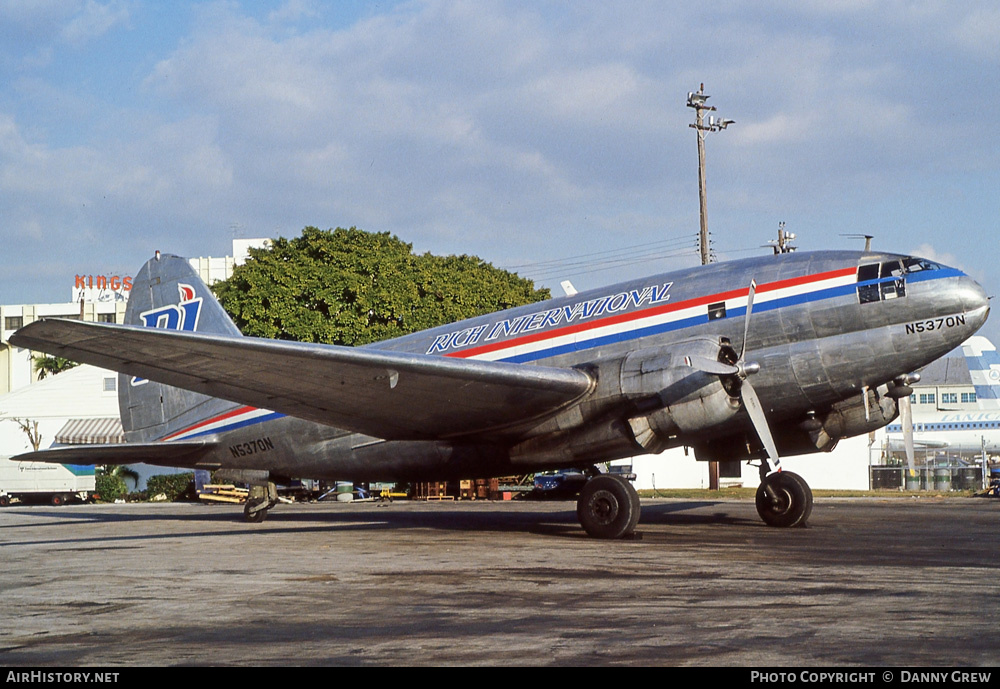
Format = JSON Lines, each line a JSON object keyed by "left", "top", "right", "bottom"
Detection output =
{"left": 11, "top": 319, "right": 595, "bottom": 441}
{"left": 11, "top": 441, "right": 218, "bottom": 469}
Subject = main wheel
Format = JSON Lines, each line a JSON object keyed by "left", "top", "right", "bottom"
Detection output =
{"left": 755, "top": 471, "right": 813, "bottom": 528}
{"left": 576, "top": 475, "right": 640, "bottom": 539}
{"left": 50, "top": 493, "right": 66, "bottom": 506}
{"left": 0, "top": 495, "right": 10, "bottom": 507}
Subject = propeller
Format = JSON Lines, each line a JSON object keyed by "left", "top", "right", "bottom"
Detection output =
{"left": 735, "top": 279, "right": 781, "bottom": 471}
{"left": 898, "top": 389, "right": 916, "bottom": 479}
{"left": 886, "top": 374, "right": 919, "bottom": 481}
{"left": 685, "top": 279, "right": 781, "bottom": 471}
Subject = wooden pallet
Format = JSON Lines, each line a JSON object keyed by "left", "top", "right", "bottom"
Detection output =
{"left": 199, "top": 484, "right": 249, "bottom": 504}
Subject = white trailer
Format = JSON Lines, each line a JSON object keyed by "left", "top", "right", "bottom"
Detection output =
{"left": 0, "top": 458, "right": 95, "bottom": 506}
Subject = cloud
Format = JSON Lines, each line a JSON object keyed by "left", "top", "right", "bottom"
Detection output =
{"left": 60, "top": 0, "right": 130, "bottom": 46}
{"left": 911, "top": 243, "right": 963, "bottom": 271}
{"left": 0, "top": 0, "right": 130, "bottom": 59}
{"left": 951, "top": 6, "right": 1000, "bottom": 61}
{"left": 1, "top": 0, "right": 1000, "bottom": 308}
{"left": 267, "top": 0, "right": 320, "bottom": 26}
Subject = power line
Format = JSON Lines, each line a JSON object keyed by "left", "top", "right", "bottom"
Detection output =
{"left": 503, "top": 234, "right": 696, "bottom": 271}
{"left": 507, "top": 236, "right": 774, "bottom": 285}
{"left": 503, "top": 235, "right": 699, "bottom": 282}
{"left": 527, "top": 245, "right": 699, "bottom": 281}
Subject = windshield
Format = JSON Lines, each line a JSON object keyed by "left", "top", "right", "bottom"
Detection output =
{"left": 903, "top": 257, "right": 942, "bottom": 273}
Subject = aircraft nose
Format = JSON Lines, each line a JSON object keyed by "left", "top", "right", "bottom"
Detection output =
{"left": 962, "top": 274, "right": 990, "bottom": 332}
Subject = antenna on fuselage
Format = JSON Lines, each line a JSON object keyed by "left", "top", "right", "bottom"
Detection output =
{"left": 841, "top": 233, "right": 874, "bottom": 252}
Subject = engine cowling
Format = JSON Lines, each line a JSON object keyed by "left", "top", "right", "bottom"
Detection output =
{"left": 693, "top": 384, "right": 899, "bottom": 463}
{"left": 620, "top": 337, "right": 741, "bottom": 453}
{"left": 818, "top": 383, "right": 899, "bottom": 439}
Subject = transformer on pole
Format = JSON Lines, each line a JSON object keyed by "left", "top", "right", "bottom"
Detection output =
{"left": 687, "top": 84, "right": 734, "bottom": 266}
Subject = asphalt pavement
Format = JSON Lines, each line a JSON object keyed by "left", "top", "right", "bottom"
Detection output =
{"left": 1, "top": 496, "right": 997, "bottom": 666}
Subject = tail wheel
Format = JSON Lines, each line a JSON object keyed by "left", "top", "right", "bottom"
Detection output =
{"left": 576, "top": 475, "right": 640, "bottom": 539}
{"left": 755, "top": 471, "right": 812, "bottom": 528}
{"left": 243, "top": 499, "right": 268, "bottom": 523}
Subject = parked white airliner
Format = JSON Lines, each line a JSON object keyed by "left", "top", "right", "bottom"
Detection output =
{"left": 886, "top": 336, "right": 1000, "bottom": 455}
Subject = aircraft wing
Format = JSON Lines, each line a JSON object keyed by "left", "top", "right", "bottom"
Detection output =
{"left": 10, "top": 319, "right": 594, "bottom": 441}
{"left": 11, "top": 441, "right": 217, "bottom": 469}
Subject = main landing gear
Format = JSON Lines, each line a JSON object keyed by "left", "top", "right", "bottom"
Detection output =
{"left": 573, "top": 465, "right": 812, "bottom": 535}
{"left": 755, "top": 467, "right": 813, "bottom": 528}
{"left": 576, "top": 474, "right": 641, "bottom": 539}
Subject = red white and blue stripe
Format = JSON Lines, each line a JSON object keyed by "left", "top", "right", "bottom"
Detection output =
{"left": 161, "top": 405, "right": 284, "bottom": 442}
{"left": 448, "top": 267, "right": 859, "bottom": 364}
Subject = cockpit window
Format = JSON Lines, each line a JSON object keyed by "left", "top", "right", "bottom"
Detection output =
{"left": 881, "top": 260, "right": 904, "bottom": 278}
{"left": 881, "top": 260, "right": 905, "bottom": 299}
{"left": 903, "top": 257, "right": 942, "bottom": 273}
{"left": 857, "top": 260, "right": 907, "bottom": 303}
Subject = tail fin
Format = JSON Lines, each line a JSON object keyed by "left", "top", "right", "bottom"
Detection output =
{"left": 960, "top": 336, "right": 1000, "bottom": 410}
{"left": 119, "top": 253, "right": 243, "bottom": 442}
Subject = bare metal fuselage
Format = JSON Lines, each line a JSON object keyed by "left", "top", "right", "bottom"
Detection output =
{"left": 144, "top": 249, "right": 987, "bottom": 483}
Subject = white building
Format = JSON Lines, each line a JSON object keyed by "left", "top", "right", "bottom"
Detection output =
{"left": 614, "top": 434, "right": 874, "bottom": 491}
{"left": 0, "top": 364, "right": 121, "bottom": 455}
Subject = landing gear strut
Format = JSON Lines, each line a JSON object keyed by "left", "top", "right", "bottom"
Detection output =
{"left": 243, "top": 481, "right": 278, "bottom": 523}
{"left": 755, "top": 468, "right": 812, "bottom": 528}
{"left": 576, "top": 474, "right": 640, "bottom": 539}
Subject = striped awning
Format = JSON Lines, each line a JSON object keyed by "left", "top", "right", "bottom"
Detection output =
{"left": 55, "top": 418, "right": 125, "bottom": 445}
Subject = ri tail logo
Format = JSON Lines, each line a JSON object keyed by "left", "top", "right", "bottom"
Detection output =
{"left": 131, "top": 284, "right": 202, "bottom": 386}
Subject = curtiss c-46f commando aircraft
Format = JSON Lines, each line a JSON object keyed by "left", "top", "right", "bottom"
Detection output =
{"left": 10, "top": 249, "right": 989, "bottom": 538}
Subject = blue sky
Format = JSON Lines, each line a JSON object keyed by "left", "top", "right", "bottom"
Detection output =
{"left": 2, "top": 1, "right": 998, "bottom": 341}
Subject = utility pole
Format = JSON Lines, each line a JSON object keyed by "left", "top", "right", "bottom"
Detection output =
{"left": 687, "top": 84, "right": 734, "bottom": 265}
{"left": 766, "top": 222, "right": 797, "bottom": 255}
{"left": 688, "top": 84, "right": 734, "bottom": 491}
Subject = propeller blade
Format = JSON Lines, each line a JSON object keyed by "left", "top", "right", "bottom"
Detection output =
{"left": 684, "top": 355, "right": 739, "bottom": 376}
{"left": 899, "top": 393, "right": 916, "bottom": 477}
{"left": 739, "top": 279, "right": 757, "bottom": 361}
{"left": 741, "top": 379, "right": 781, "bottom": 471}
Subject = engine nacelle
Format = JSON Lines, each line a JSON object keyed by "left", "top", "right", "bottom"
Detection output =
{"left": 693, "top": 384, "right": 899, "bottom": 463}
{"left": 819, "top": 383, "right": 899, "bottom": 439}
{"left": 620, "top": 337, "right": 741, "bottom": 453}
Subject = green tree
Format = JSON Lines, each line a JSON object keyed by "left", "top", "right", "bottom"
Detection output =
{"left": 95, "top": 466, "right": 133, "bottom": 503}
{"left": 213, "top": 227, "right": 549, "bottom": 345}
{"left": 33, "top": 355, "right": 79, "bottom": 380}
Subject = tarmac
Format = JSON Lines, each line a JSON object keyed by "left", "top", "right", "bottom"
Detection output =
{"left": 1, "top": 496, "right": 998, "bottom": 667}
